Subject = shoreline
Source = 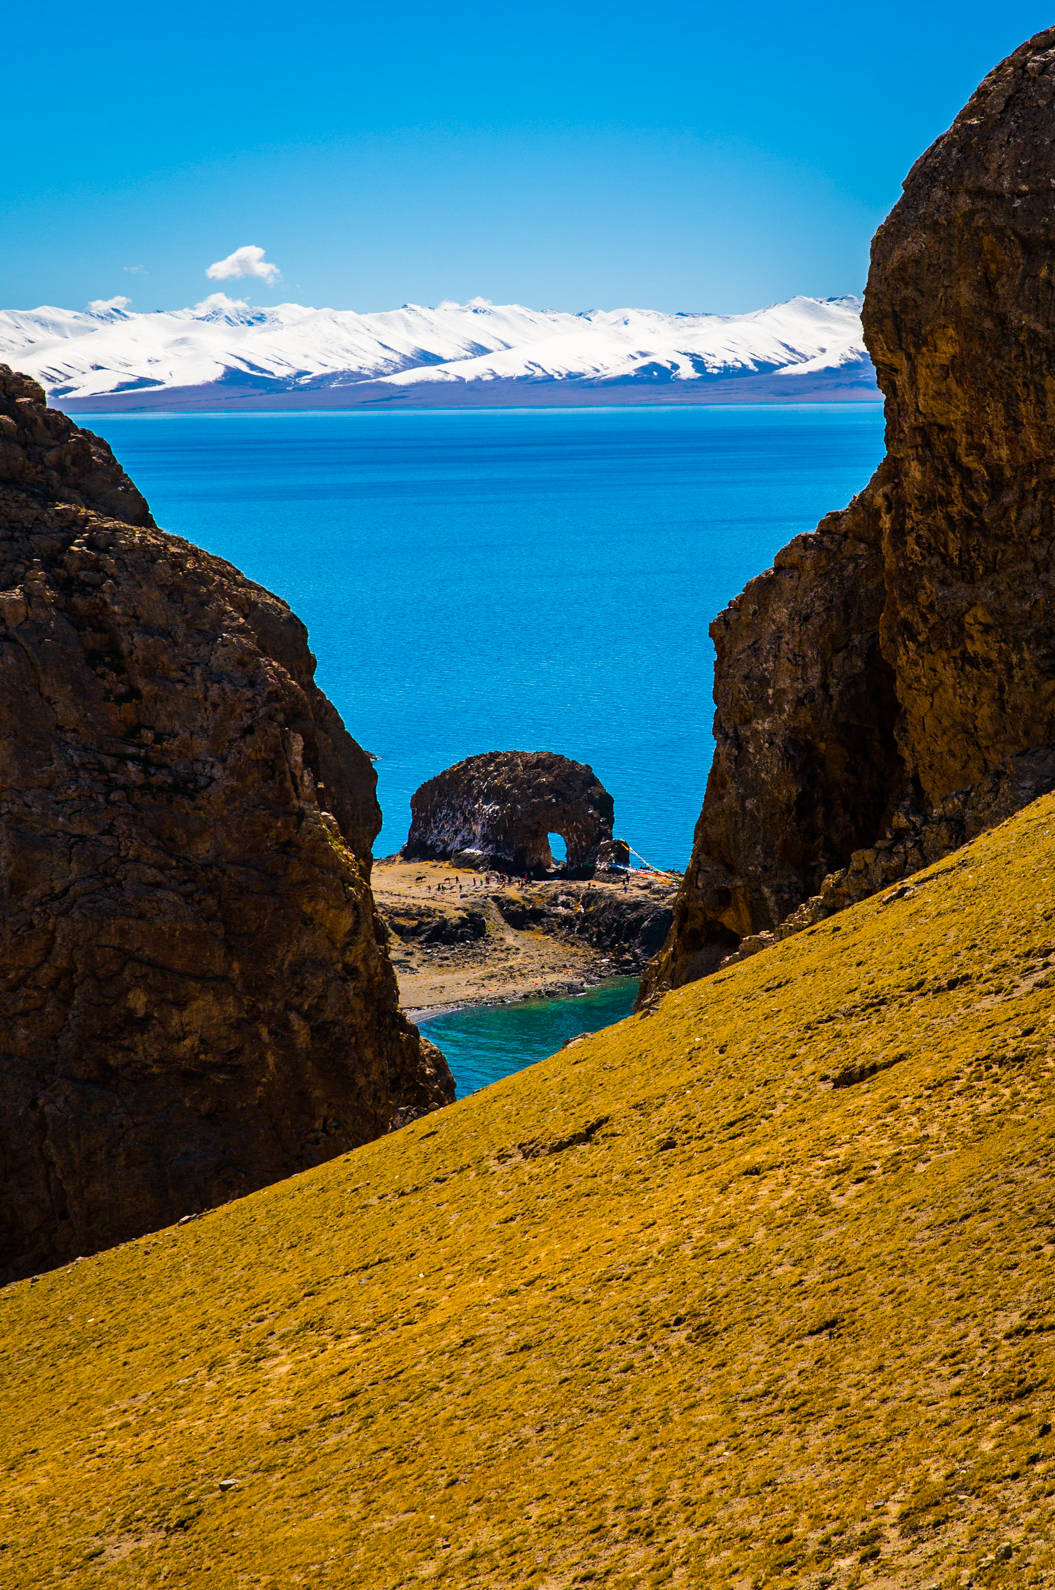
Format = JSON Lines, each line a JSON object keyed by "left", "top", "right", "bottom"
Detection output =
{"left": 373, "top": 856, "right": 675, "bottom": 1022}
{"left": 406, "top": 971, "right": 640, "bottom": 1025}
{"left": 59, "top": 385, "right": 881, "bottom": 419}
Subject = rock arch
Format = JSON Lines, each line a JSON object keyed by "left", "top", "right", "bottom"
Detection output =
{"left": 403, "top": 751, "right": 616, "bottom": 875}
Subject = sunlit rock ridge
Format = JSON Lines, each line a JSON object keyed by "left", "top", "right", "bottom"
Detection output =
{"left": 0, "top": 294, "right": 874, "bottom": 410}
{"left": 643, "top": 25, "right": 1055, "bottom": 996}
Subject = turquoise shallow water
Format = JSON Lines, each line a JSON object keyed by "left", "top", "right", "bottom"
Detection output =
{"left": 418, "top": 979, "right": 639, "bottom": 1098}
{"left": 79, "top": 403, "right": 885, "bottom": 871}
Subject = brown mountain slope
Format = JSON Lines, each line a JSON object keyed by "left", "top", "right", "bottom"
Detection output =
{"left": 2, "top": 792, "right": 1055, "bottom": 1587}
{"left": 644, "top": 26, "right": 1055, "bottom": 994}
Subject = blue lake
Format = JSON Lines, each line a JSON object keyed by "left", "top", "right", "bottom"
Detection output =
{"left": 78, "top": 402, "right": 884, "bottom": 1095}
{"left": 80, "top": 403, "right": 885, "bottom": 871}
{"left": 419, "top": 978, "right": 640, "bottom": 1098}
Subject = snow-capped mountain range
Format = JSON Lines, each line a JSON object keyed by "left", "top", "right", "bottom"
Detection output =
{"left": 0, "top": 294, "right": 875, "bottom": 410}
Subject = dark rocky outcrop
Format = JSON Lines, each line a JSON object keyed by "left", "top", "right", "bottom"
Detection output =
{"left": 383, "top": 903, "right": 489, "bottom": 947}
{"left": 403, "top": 751, "right": 618, "bottom": 874}
{"left": 720, "top": 745, "right": 1055, "bottom": 969}
{"left": 567, "top": 886, "right": 673, "bottom": 963}
{"left": 595, "top": 838, "right": 631, "bottom": 871}
{"left": 490, "top": 882, "right": 673, "bottom": 964}
{"left": 381, "top": 881, "right": 672, "bottom": 969}
{"left": 0, "top": 367, "right": 453, "bottom": 1285}
{"left": 643, "top": 28, "right": 1055, "bottom": 998}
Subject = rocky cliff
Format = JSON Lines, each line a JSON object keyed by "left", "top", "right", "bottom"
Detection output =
{"left": 0, "top": 367, "right": 452, "bottom": 1284}
{"left": 643, "top": 27, "right": 1055, "bottom": 996}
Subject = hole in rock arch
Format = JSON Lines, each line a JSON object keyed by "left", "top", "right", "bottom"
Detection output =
{"left": 547, "top": 833, "right": 567, "bottom": 868}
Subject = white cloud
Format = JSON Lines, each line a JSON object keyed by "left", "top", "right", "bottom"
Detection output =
{"left": 123, "top": 264, "right": 146, "bottom": 276}
{"left": 205, "top": 244, "right": 281, "bottom": 286}
{"left": 87, "top": 295, "right": 131, "bottom": 313}
{"left": 193, "top": 293, "right": 251, "bottom": 314}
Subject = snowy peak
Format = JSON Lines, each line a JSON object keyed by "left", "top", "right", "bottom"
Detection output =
{"left": 0, "top": 296, "right": 875, "bottom": 408}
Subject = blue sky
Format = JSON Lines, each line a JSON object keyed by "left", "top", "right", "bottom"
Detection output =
{"left": 4, "top": 3, "right": 1051, "bottom": 313}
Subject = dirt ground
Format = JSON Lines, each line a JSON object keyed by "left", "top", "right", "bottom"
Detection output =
{"left": 372, "top": 857, "right": 678, "bottom": 1017}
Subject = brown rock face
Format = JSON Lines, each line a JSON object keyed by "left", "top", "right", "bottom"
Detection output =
{"left": 0, "top": 368, "right": 452, "bottom": 1284}
{"left": 722, "top": 745, "right": 1055, "bottom": 970}
{"left": 403, "top": 751, "right": 616, "bottom": 874}
{"left": 643, "top": 28, "right": 1055, "bottom": 997}
{"left": 868, "top": 38, "right": 1055, "bottom": 800}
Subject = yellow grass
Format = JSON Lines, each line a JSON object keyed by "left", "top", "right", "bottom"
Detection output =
{"left": 3, "top": 797, "right": 1055, "bottom": 1587}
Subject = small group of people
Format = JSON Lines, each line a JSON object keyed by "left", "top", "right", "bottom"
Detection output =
{"left": 422, "top": 872, "right": 498, "bottom": 897}
{"left": 415, "top": 864, "right": 636, "bottom": 901}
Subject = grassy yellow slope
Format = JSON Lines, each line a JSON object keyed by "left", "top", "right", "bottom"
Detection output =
{"left": 3, "top": 798, "right": 1055, "bottom": 1589}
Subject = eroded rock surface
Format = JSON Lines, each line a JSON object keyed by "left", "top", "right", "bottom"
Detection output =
{"left": 0, "top": 367, "right": 452, "bottom": 1284}
{"left": 718, "top": 746, "right": 1055, "bottom": 970}
{"left": 403, "top": 751, "right": 618, "bottom": 874}
{"left": 643, "top": 28, "right": 1055, "bottom": 997}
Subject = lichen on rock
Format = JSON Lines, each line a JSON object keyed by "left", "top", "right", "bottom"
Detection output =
{"left": 0, "top": 366, "right": 453, "bottom": 1285}
{"left": 643, "top": 27, "right": 1055, "bottom": 998}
